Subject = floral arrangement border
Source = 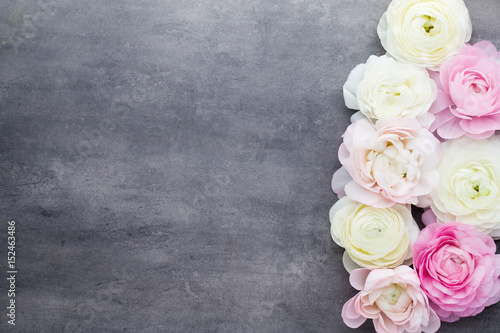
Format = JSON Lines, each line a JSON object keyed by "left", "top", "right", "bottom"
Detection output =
{"left": 330, "top": 1, "right": 500, "bottom": 332}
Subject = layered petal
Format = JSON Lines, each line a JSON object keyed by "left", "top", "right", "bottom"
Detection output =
{"left": 342, "top": 267, "right": 440, "bottom": 333}
{"left": 429, "top": 41, "right": 500, "bottom": 139}
{"left": 332, "top": 118, "right": 441, "bottom": 208}
{"left": 377, "top": 0, "right": 471, "bottom": 69}
{"left": 430, "top": 136, "right": 500, "bottom": 238}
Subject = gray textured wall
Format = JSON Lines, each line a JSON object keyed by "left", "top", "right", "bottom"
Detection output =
{"left": 0, "top": 0, "right": 499, "bottom": 332}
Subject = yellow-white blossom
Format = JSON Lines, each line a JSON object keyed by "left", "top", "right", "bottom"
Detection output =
{"left": 431, "top": 137, "right": 500, "bottom": 238}
{"left": 344, "top": 55, "right": 437, "bottom": 127}
{"left": 330, "top": 197, "right": 419, "bottom": 272}
{"left": 377, "top": 0, "right": 472, "bottom": 69}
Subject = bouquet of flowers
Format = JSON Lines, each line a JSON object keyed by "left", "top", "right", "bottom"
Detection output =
{"left": 330, "top": 1, "right": 500, "bottom": 332}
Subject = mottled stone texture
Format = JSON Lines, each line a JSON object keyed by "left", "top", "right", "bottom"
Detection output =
{"left": 0, "top": 0, "right": 499, "bottom": 332}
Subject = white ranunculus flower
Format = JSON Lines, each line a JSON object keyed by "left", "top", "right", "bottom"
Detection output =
{"left": 377, "top": 0, "right": 472, "bottom": 69}
{"left": 431, "top": 137, "right": 500, "bottom": 238}
{"left": 330, "top": 197, "right": 420, "bottom": 272}
{"left": 343, "top": 55, "right": 437, "bottom": 127}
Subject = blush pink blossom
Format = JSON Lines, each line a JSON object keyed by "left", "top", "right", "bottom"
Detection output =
{"left": 331, "top": 117, "right": 440, "bottom": 208}
{"left": 412, "top": 222, "right": 500, "bottom": 322}
{"left": 429, "top": 41, "right": 500, "bottom": 139}
{"left": 342, "top": 266, "right": 440, "bottom": 333}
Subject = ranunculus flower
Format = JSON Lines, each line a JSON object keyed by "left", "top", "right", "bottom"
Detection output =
{"left": 429, "top": 41, "right": 500, "bottom": 139}
{"left": 344, "top": 55, "right": 437, "bottom": 127}
{"left": 330, "top": 197, "right": 419, "bottom": 272}
{"left": 342, "top": 266, "right": 440, "bottom": 333}
{"left": 331, "top": 117, "right": 440, "bottom": 208}
{"left": 412, "top": 222, "right": 500, "bottom": 322}
{"left": 378, "top": 0, "right": 472, "bottom": 69}
{"left": 430, "top": 136, "right": 500, "bottom": 238}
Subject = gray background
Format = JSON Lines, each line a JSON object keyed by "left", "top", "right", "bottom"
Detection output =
{"left": 0, "top": 0, "right": 499, "bottom": 332}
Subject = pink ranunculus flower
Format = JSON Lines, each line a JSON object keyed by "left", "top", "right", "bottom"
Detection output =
{"left": 413, "top": 222, "right": 500, "bottom": 322}
{"left": 342, "top": 266, "right": 440, "bottom": 333}
{"left": 429, "top": 41, "right": 500, "bottom": 139}
{"left": 331, "top": 117, "right": 440, "bottom": 208}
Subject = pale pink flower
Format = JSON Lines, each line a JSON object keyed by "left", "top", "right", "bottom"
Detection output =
{"left": 429, "top": 41, "right": 500, "bottom": 139}
{"left": 413, "top": 222, "right": 500, "bottom": 322}
{"left": 331, "top": 118, "right": 440, "bottom": 208}
{"left": 342, "top": 266, "right": 440, "bottom": 333}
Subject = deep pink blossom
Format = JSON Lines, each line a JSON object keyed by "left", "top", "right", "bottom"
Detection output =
{"left": 413, "top": 222, "right": 500, "bottom": 322}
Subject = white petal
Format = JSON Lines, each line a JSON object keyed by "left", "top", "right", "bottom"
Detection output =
{"left": 343, "top": 63, "right": 365, "bottom": 110}
{"left": 345, "top": 181, "right": 394, "bottom": 208}
{"left": 416, "top": 112, "right": 435, "bottom": 129}
{"left": 377, "top": 12, "right": 389, "bottom": 55}
{"left": 331, "top": 167, "right": 351, "bottom": 197}
{"left": 343, "top": 251, "right": 361, "bottom": 273}
{"left": 350, "top": 111, "right": 368, "bottom": 123}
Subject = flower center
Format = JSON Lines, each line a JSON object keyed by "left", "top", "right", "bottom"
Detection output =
{"left": 449, "top": 70, "right": 495, "bottom": 117}
{"left": 369, "top": 141, "right": 420, "bottom": 189}
{"left": 453, "top": 164, "right": 493, "bottom": 199}
{"left": 382, "top": 284, "right": 403, "bottom": 305}
{"left": 435, "top": 246, "right": 471, "bottom": 284}
{"left": 423, "top": 15, "right": 436, "bottom": 34}
{"left": 471, "top": 83, "right": 483, "bottom": 94}
{"left": 451, "top": 255, "right": 464, "bottom": 266}
{"left": 448, "top": 162, "right": 500, "bottom": 213}
{"left": 374, "top": 283, "right": 413, "bottom": 314}
{"left": 367, "top": 224, "right": 385, "bottom": 238}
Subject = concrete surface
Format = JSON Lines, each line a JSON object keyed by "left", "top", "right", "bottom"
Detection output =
{"left": 0, "top": 0, "right": 499, "bottom": 332}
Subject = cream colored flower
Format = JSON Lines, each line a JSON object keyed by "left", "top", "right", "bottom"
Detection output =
{"left": 344, "top": 55, "right": 437, "bottom": 127}
{"left": 431, "top": 137, "right": 500, "bottom": 238}
{"left": 330, "top": 197, "right": 420, "bottom": 272}
{"left": 377, "top": 0, "right": 472, "bottom": 69}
